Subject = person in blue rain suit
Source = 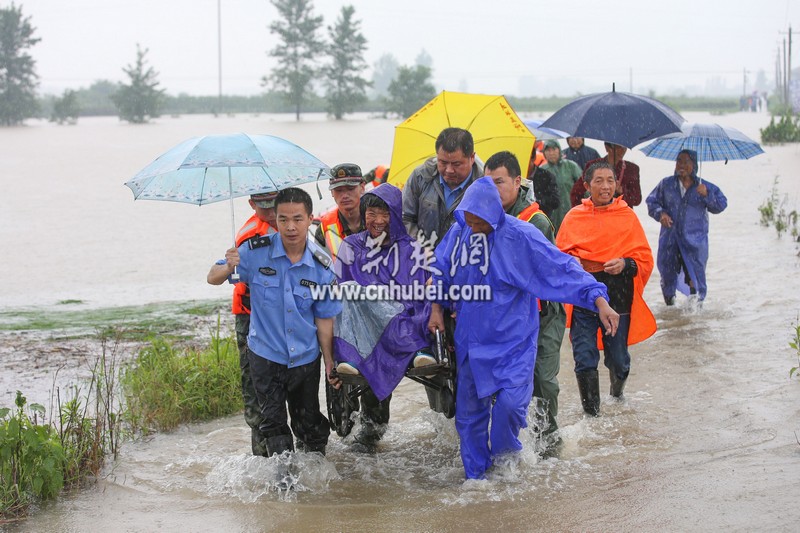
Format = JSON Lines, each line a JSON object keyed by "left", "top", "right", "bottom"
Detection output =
{"left": 645, "top": 149, "right": 728, "bottom": 304}
{"left": 427, "top": 176, "right": 619, "bottom": 480}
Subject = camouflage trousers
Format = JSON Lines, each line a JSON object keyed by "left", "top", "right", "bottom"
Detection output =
{"left": 533, "top": 301, "right": 567, "bottom": 435}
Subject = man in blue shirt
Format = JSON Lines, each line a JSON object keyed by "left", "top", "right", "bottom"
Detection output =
{"left": 401, "top": 127, "right": 484, "bottom": 247}
{"left": 215, "top": 187, "right": 342, "bottom": 456}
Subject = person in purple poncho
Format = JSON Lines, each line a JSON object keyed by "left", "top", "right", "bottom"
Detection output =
{"left": 332, "top": 183, "right": 435, "bottom": 448}
{"left": 429, "top": 176, "right": 618, "bottom": 480}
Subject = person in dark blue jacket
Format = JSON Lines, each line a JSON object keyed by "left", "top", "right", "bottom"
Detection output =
{"left": 646, "top": 149, "right": 728, "bottom": 304}
{"left": 428, "top": 176, "right": 618, "bottom": 480}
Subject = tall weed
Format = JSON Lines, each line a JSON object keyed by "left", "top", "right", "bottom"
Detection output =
{"left": 121, "top": 329, "right": 241, "bottom": 434}
{"left": 0, "top": 392, "right": 64, "bottom": 520}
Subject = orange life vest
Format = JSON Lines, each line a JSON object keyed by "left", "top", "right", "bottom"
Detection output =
{"left": 318, "top": 208, "right": 345, "bottom": 260}
{"left": 231, "top": 214, "right": 275, "bottom": 315}
{"left": 370, "top": 165, "right": 388, "bottom": 188}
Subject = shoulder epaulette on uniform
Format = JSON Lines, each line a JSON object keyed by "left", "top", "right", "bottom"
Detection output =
{"left": 248, "top": 234, "right": 272, "bottom": 250}
{"left": 307, "top": 239, "right": 332, "bottom": 269}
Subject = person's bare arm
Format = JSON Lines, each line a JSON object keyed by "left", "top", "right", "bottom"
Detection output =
{"left": 595, "top": 297, "right": 619, "bottom": 336}
{"left": 207, "top": 247, "right": 238, "bottom": 285}
{"left": 315, "top": 317, "right": 340, "bottom": 389}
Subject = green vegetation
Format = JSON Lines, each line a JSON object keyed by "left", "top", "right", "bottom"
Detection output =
{"left": 121, "top": 326, "right": 241, "bottom": 434}
{"left": 49, "top": 89, "right": 80, "bottom": 124}
{"left": 1, "top": 392, "right": 64, "bottom": 519}
{"left": 760, "top": 114, "right": 800, "bottom": 144}
{"left": 111, "top": 44, "right": 165, "bottom": 124}
{"left": 1, "top": 307, "right": 240, "bottom": 518}
{"left": 322, "top": 5, "right": 370, "bottom": 120}
{"left": 265, "top": 0, "right": 325, "bottom": 121}
{"left": 758, "top": 176, "right": 799, "bottom": 244}
{"left": 385, "top": 65, "right": 436, "bottom": 119}
{"left": 0, "top": 4, "right": 40, "bottom": 126}
{"left": 0, "top": 299, "right": 226, "bottom": 341}
{"left": 54, "top": 334, "right": 124, "bottom": 488}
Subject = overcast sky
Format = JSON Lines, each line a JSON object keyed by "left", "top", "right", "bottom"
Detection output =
{"left": 15, "top": 0, "right": 798, "bottom": 98}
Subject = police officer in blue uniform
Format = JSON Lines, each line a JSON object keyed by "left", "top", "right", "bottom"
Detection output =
{"left": 219, "top": 187, "right": 342, "bottom": 456}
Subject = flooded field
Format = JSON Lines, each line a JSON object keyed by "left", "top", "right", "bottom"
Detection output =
{"left": 1, "top": 111, "right": 799, "bottom": 531}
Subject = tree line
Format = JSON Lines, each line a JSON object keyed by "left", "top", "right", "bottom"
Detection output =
{"left": 0, "top": 1, "right": 437, "bottom": 126}
{"left": 1, "top": 1, "right": 743, "bottom": 127}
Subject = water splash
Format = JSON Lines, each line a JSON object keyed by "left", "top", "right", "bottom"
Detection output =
{"left": 206, "top": 451, "right": 339, "bottom": 503}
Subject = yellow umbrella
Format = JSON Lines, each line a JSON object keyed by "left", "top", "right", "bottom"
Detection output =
{"left": 387, "top": 91, "right": 535, "bottom": 188}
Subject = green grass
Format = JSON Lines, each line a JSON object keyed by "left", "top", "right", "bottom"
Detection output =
{"left": 121, "top": 328, "right": 242, "bottom": 434}
{"left": 0, "top": 299, "right": 228, "bottom": 342}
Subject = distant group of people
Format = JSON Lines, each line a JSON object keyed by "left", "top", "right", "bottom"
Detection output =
{"left": 208, "top": 125, "right": 727, "bottom": 481}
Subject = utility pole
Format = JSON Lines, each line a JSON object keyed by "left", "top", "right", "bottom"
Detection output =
{"left": 783, "top": 37, "right": 788, "bottom": 106}
{"left": 218, "top": 0, "right": 223, "bottom": 114}
{"left": 789, "top": 26, "right": 793, "bottom": 110}
{"left": 779, "top": 26, "right": 794, "bottom": 109}
{"left": 776, "top": 47, "right": 782, "bottom": 104}
{"left": 743, "top": 67, "right": 747, "bottom": 97}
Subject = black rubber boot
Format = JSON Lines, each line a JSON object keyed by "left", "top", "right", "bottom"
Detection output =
{"left": 252, "top": 429, "right": 269, "bottom": 457}
{"left": 575, "top": 370, "right": 601, "bottom": 416}
{"left": 265, "top": 434, "right": 295, "bottom": 457}
{"left": 609, "top": 371, "right": 627, "bottom": 398}
{"left": 302, "top": 441, "right": 326, "bottom": 456}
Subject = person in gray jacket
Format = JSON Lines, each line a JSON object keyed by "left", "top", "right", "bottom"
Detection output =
{"left": 401, "top": 127, "right": 484, "bottom": 248}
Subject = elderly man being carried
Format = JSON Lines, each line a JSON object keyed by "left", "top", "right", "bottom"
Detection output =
{"left": 330, "top": 183, "right": 436, "bottom": 449}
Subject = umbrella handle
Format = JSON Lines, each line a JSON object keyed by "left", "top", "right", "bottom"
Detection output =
{"left": 229, "top": 167, "right": 240, "bottom": 281}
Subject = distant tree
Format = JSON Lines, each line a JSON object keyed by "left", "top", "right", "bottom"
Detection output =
{"left": 322, "top": 5, "right": 370, "bottom": 120}
{"left": 50, "top": 89, "right": 80, "bottom": 124}
{"left": 0, "top": 3, "right": 40, "bottom": 126}
{"left": 415, "top": 49, "right": 433, "bottom": 70}
{"left": 111, "top": 44, "right": 165, "bottom": 124}
{"left": 385, "top": 65, "right": 436, "bottom": 119}
{"left": 371, "top": 53, "right": 399, "bottom": 98}
{"left": 263, "top": 0, "right": 324, "bottom": 121}
{"left": 77, "top": 80, "right": 119, "bottom": 116}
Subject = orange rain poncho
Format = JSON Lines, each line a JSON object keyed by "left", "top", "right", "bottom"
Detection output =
{"left": 556, "top": 196, "right": 656, "bottom": 346}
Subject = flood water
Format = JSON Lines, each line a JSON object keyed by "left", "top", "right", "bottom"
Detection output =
{"left": 2, "top": 111, "right": 800, "bottom": 531}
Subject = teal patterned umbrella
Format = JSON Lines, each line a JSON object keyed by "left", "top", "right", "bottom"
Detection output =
{"left": 125, "top": 133, "right": 329, "bottom": 279}
{"left": 125, "top": 133, "right": 329, "bottom": 205}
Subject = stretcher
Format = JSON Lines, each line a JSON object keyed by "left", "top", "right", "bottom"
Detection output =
{"left": 325, "top": 323, "right": 456, "bottom": 438}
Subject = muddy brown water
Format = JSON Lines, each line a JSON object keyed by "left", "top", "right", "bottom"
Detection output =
{"left": 1, "top": 112, "right": 799, "bottom": 531}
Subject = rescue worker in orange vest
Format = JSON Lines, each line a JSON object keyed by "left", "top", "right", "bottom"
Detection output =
{"left": 364, "top": 165, "right": 389, "bottom": 190}
{"left": 485, "top": 151, "right": 567, "bottom": 451}
{"left": 207, "top": 191, "right": 278, "bottom": 456}
{"left": 314, "top": 163, "right": 366, "bottom": 260}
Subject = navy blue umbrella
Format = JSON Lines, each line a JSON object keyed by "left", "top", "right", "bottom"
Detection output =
{"left": 541, "top": 84, "right": 685, "bottom": 148}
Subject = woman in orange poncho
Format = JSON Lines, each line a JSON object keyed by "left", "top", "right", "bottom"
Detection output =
{"left": 556, "top": 161, "right": 656, "bottom": 416}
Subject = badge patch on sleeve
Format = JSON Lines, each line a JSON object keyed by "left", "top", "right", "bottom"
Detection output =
{"left": 249, "top": 235, "right": 272, "bottom": 250}
{"left": 299, "top": 279, "right": 317, "bottom": 288}
{"left": 259, "top": 266, "right": 277, "bottom": 276}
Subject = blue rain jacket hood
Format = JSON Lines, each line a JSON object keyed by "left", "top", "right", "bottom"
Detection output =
{"left": 453, "top": 174, "right": 506, "bottom": 232}
{"left": 433, "top": 176, "right": 608, "bottom": 479}
{"left": 435, "top": 176, "right": 607, "bottom": 398}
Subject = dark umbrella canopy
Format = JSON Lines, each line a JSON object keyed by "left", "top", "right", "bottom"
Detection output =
{"left": 541, "top": 85, "right": 685, "bottom": 148}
